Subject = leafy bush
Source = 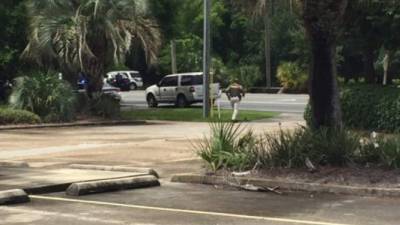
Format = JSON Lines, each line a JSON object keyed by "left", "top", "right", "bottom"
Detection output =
{"left": 258, "top": 127, "right": 360, "bottom": 168}
{"left": 277, "top": 62, "right": 308, "bottom": 93}
{"left": 195, "top": 122, "right": 257, "bottom": 172}
{"left": 0, "top": 108, "right": 41, "bottom": 125}
{"left": 89, "top": 93, "right": 121, "bottom": 119}
{"left": 9, "top": 72, "right": 76, "bottom": 122}
{"left": 358, "top": 133, "right": 400, "bottom": 169}
{"left": 237, "top": 65, "right": 262, "bottom": 88}
{"left": 304, "top": 84, "right": 400, "bottom": 132}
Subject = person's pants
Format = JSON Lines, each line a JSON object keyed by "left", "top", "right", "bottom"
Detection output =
{"left": 230, "top": 97, "right": 241, "bottom": 120}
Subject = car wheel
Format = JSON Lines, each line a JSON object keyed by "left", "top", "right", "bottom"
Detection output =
{"left": 147, "top": 94, "right": 158, "bottom": 108}
{"left": 176, "top": 95, "right": 188, "bottom": 108}
{"left": 130, "top": 83, "right": 137, "bottom": 91}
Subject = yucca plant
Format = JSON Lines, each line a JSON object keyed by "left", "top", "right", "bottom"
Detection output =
{"left": 9, "top": 72, "right": 76, "bottom": 122}
{"left": 196, "top": 122, "right": 257, "bottom": 172}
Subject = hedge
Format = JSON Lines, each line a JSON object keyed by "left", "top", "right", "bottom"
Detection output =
{"left": 0, "top": 108, "right": 41, "bottom": 125}
{"left": 304, "top": 85, "right": 400, "bottom": 132}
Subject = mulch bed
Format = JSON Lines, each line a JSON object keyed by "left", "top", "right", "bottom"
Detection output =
{"left": 217, "top": 167, "right": 400, "bottom": 189}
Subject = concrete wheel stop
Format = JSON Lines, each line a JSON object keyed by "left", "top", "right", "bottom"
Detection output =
{"left": 66, "top": 175, "right": 160, "bottom": 196}
{"left": 69, "top": 164, "right": 159, "bottom": 178}
{"left": 0, "top": 189, "right": 30, "bottom": 205}
{"left": 0, "top": 161, "right": 29, "bottom": 168}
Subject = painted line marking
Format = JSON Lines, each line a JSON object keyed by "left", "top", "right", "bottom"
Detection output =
{"left": 30, "top": 195, "right": 353, "bottom": 225}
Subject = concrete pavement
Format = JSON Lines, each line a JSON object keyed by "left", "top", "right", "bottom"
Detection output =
{"left": 0, "top": 121, "right": 300, "bottom": 177}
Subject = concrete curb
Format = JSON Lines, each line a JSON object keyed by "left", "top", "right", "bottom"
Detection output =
{"left": 23, "top": 173, "right": 149, "bottom": 195}
{"left": 66, "top": 175, "right": 160, "bottom": 196}
{"left": 0, "top": 161, "right": 29, "bottom": 168}
{"left": 69, "top": 164, "right": 159, "bottom": 178}
{"left": 0, "top": 189, "right": 30, "bottom": 205}
{"left": 171, "top": 174, "right": 400, "bottom": 198}
{"left": 0, "top": 120, "right": 147, "bottom": 131}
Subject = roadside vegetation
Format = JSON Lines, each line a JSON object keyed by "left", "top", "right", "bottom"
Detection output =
{"left": 121, "top": 108, "right": 278, "bottom": 122}
{"left": 0, "top": 108, "right": 41, "bottom": 125}
{"left": 305, "top": 84, "right": 400, "bottom": 132}
{"left": 9, "top": 72, "right": 76, "bottom": 122}
{"left": 197, "top": 122, "right": 400, "bottom": 172}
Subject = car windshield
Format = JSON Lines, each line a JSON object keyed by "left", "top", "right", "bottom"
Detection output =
{"left": 129, "top": 72, "right": 140, "bottom": 78}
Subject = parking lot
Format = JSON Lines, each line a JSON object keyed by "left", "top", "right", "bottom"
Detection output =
{"left": 1, "top": 122, "right": 400, "bottom": 225}
{"left": 2, "top": 181, "right": 400, "bottom": 225}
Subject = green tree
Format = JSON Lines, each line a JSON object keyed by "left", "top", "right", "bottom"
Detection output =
{"left": 23, "top": 0, "right": 161, "bottom": 93}
{"left": 234, "top": 0, "right": 272, "bottom": 87}
{"left": 0, "top": 0, "right": 27, "bottom": 81}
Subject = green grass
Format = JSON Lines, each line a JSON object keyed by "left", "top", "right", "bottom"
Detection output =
{"left": 121, "top": 107, "right": 278, "bottom": 122}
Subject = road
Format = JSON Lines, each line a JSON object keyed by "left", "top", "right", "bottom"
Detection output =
{"left": 120, "top": 91, "right": 309, "bottom": 114}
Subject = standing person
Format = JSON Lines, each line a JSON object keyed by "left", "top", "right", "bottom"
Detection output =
{"left": 225, "top": 78, "right": 245, "bottom": 122}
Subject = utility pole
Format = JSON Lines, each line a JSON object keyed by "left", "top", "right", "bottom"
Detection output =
{"left": 170, "top": 40, "right": 177, "bottom": 74}
{"left": 203, "top": 0, "right": 211, "bottom": 118}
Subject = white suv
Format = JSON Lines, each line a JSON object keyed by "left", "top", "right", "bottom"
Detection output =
{"left": 145, "top": 72, "right": 219, "bottom": 108}
{"left": 106, "top": 71, "right": 143, "bottom": 90}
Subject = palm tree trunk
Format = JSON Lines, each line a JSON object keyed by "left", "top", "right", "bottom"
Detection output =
{"left": 264, "top": 0, "right": 272, "bottom": 88}
{"left": 382, "top": 49, "right": 391, "bottom": 85}
{"left": 301, "top": 0, "right": 347, "bottom": 129}
{"left": 86, "top": 57, "right": 105, "bottom": 95}
{"left": 309, "top": 38, "right": 342, "bottom": 128}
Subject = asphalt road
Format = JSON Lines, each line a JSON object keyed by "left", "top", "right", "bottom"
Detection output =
{"left": 120, "top": 91, "right": 309, "bottom": 114}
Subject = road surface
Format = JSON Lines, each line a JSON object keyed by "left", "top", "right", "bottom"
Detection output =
{"left": 120, "top": 91, "right": 308, "bottom": 114}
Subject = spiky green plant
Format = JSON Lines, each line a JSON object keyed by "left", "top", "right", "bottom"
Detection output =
{"left": 196, "top": 122, "right": 257, "bottom": 172}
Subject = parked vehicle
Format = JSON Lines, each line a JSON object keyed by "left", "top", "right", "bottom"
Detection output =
{"left": 105, "top": 73, "right": 131, "bottom": 91}
{"left": 106, "top": 71, "right": 143, "bottom": 90}
{"left": 145, "top": 72, "right": 220, "bottom": 108}
{"left": 77, "top": 81, "right": 121, "bottom": 101}
{"left": 102, "top": 82, "right": 122, "bottom": 101}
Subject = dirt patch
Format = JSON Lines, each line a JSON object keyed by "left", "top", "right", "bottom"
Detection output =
{"left": 217, "top": 167, "right": 400, "bottom": 189}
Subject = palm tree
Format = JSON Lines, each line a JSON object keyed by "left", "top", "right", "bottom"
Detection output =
{"left": 22, "top": 0, "right": 161, "bottom": 93}
{"left": 299, "top": 0, "right": 348, "bottom": 128}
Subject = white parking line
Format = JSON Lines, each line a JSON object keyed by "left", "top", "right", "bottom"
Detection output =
{"left": 30, "top": 195, "right": 353, "bottom": 225}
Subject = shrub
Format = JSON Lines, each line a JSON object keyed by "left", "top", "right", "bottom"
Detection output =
{"left": 277, "top": 62, "right": 308, "bottom": 93}
{"left": 358, "top": 134, "right": 400, "bottom": 169}
{"left": 304, "top": 84, "right": 400, "bottom": 132}
{"left": 9, "top": 72, "right": 76, "bottom": 122}
{"left": 0, "top": 108, "right": 41, "bottom": 125}
{"left": 195, "top": 122, "right": 257, "bottom": 172}
{"left": 258, "top": 127, "right": 360, "bottom": 168}
{"left": 89, "top": 93, "right": 121, "bottom": 119}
